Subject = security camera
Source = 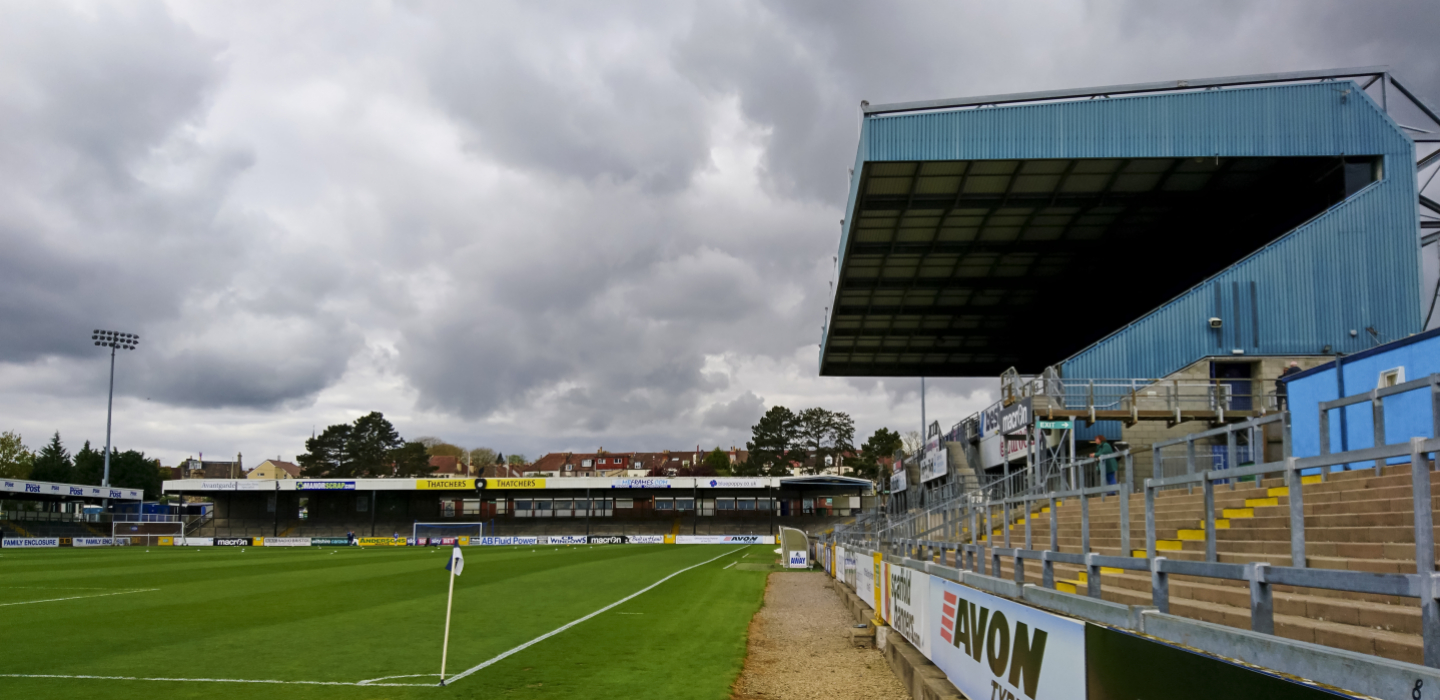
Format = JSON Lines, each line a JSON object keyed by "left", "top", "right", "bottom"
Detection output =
{"left": 1208, "top": 317, "right": 1223, "bottom": 329}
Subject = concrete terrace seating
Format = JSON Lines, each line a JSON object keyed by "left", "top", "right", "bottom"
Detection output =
{"left": 1, "top": 519, "right": 105, "bottom": 539}
{"left": 959, "top": 461, "right": 1438, "bottom": 664}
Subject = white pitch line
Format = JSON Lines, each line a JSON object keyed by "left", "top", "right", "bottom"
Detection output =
{"left": 0, "top": 589, "right": 159, "bottom": 607}
{"left": 722, "top": 561, "right": 737, "bottom": 569}
{"left": 0, "top": 674, "right": 423, "bottom": 687}
{"left": 444, "top": 546, "right": 746, "bottom": 686}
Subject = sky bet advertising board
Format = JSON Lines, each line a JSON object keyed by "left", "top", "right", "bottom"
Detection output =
{"left": 929, "top": 576, "right": 1084, "bottom": 700}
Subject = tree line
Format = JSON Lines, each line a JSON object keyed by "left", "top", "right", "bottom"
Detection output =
{"left": 0, "top": 430, "right": 165, "bottom": 499}
{"left": 297, "top": 411, "right": 525, "bottom": 478}
{"left": 741, "top": 405, "right": 903, "bottom": 484}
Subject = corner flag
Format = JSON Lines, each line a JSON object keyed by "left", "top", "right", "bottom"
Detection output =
{"left": 439, "top": 543, "right": 464, "bottom": 685}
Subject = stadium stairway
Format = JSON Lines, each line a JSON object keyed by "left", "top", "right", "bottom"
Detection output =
{"left": 952, "top": 460, "right": 1439, "bottom": 665}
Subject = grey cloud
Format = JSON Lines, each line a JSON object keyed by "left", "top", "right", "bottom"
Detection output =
{"left": 702, "top": 391, "right": 765, "bottom": 431}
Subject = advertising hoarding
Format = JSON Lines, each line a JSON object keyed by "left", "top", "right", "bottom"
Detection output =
{"left": 215, "top": 538, "right": 253, "bottom": 546}
{"left": 417, "top": 478, "right": 474, "bottom": 490}
{"left": 929, "top": 576, "right": 1085, "bottom": 700}
{"left": 263, "top": 537, "right": 312, "bottom": 547}
{"left": 855, "top": 551, "right": 875, "bottom": 608}
{"left": 626, "top": 535, "right": 665, "bottom": 544}
{"left": 2, "top": 538, "right": 59, "bottom": 548}
{"left": 701, "top": 478, "right": 766, "bottom": 488}
{"left": 890, "top": 468, "right": 907, "bottom": 493}
{"left": 888, "top": 563, "right": 930, "bottom": 655}
{"left": 611, "top": 478, "right": 672, "bottom": 489}
{"left": 357, "top": 537, "right": 405, "bottom": 546}
{"left": 72, "top": 537, "right": 115, "bottom": 547}
{"left": 674, "top": 535, "right": 775, "bottom": 544}
{"left": 483, "top": 478, "right": 547, "bottom": 489}
{"left": 549, "top": 535, "right": 588, "bottom": 544}
{"left": 296, "top": 481, "right": 355, "bottom": 491}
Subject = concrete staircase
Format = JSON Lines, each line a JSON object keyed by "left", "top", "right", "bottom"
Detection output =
{"left": 962, "top": 461, "right": 1437, "bottom": 664}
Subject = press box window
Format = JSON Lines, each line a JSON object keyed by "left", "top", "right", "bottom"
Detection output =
{"left": 655, "top": 498, "right": 675, "bottom": 510}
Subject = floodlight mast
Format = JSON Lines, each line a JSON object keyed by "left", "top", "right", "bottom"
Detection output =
{"left": 91, "top": 329, "right": 139, "bottom": 512}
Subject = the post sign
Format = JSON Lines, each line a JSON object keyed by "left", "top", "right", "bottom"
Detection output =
{"left": 929, "top": 576, "right": 1085, "bottom": 700}
{"left": 921, "top": 431, "right": 948, "bottom": 483}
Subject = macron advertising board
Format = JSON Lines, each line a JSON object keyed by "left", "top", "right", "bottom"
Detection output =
{"left": 930, "top": 576, "right": 1085, "bottom": 700}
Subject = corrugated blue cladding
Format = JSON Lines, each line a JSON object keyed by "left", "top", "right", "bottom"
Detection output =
{"left": 838, "top": 81, "right": 1421, "bottom": 381}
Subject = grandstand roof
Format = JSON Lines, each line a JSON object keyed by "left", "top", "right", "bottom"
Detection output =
{"left": 823, "top": 67, "right": 1429, "bottom": 378}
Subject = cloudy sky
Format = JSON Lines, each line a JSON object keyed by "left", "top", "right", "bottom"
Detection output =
{"left": 1, "top": 1, "right": 1437, "bottom": 467}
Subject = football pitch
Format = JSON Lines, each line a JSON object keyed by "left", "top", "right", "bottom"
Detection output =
{"left": 0, "top": 543, "right": 775, "bottom": 699}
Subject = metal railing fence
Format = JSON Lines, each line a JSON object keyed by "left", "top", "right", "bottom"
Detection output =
{"left": 829, "top": 375, "right": 1440, "bottom": 667}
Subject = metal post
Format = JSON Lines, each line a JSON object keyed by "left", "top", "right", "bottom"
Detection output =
{"left": 1126, "top": 452, "right": 1136, "bottom": 493}
{"left": 1372, "top": 389, "right": 1387, "bottom": 464}
{"left": 1249, "top": 563, "right": 1274, "bottom": 634}
{"left": 1286, "top": 457, "right": 1306, "bottom": 569}
{"left": 370, "top": 489, "right": 377, "bottom": 537}
{"left": 1014, "top": 553, "right": 1025, "bottom": 584}
{"left": 1226, "top": 430, "right": 1238, "bottom": 487}
{"left": 1145, "top": 480, "right": 1157, "bottom": 560}
{"left": 1003, "top": 500, "right": 1011, "bottom": 549}
{"left": 1319, "top": 404, "right": 1331, "bottom": 456}
{"left": 1080, "top": 493, "right": 1090, "bottom": 555}
{"left": 1086, "top": 553, "right": 1102, "bottom": 599}
{"left": 1049, "top": 494, "right": 1058, "bottom": 552}
{"left": 101, "top": 346, "right": 116, "bottom": 511}
{"left": 1025, "top": 496, "right": 1033, "bottom": 550}
{"left": 273, "top": 480, "right": 280, "bottom": 537}
{"left": 585, "top": 486, "right": 591, "bottom": 536}
{"left": 1042, "top": 549, "right": 1054, "bottom": 589}
{"left": 1204, "top": 473, "right": 1217, "bottom": 563}
{"left": 1409, "top": 438, "right": 1439, "bottom": 667}
{"left": 1186, "top": 438, "right": 1196, "bottom": 495}
{"left": 1120, "top": 483, "right": 1131, "bottom": 557}
{"left": 1151, "top": 556, "right": 1169, "bottom": 613}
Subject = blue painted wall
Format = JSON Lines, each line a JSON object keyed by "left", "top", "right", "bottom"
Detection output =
{"left": 1286, "top": 327, "right": 1440, "bottom": 469}
{"left": 834, "top": 81, "right": 1422, "bottom": 379}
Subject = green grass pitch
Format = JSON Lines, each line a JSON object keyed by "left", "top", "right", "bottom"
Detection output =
{"left": 0, "top": 543, "right": 775, "bottom": 699}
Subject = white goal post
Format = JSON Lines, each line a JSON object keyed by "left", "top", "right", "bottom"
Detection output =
{"left": 413, "top": 522, "right": 486, "bottom": 545}
{"left": 112, "top": 520, "right": 184, "bottom": 546}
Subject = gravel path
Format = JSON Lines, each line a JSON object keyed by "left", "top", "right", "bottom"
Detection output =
{"left": 732, "top": 573, "right": 909, "bottom": 700}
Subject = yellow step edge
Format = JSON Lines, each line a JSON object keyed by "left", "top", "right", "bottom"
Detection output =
{"left": 1222, "top": 508, "right": 1254, "bottom": 519}
{"left": 1076, "top": 571, "right": 1087, "bottom": 583}
{"left": 1176, "top": 529, "right": 1206, "bottom": 541}
{"left": 1245, "top": 497, "right": 1279, "bottom": 508}
{"left": 1131, "top": 549, "right": 1147, "bottom": 558}
{"left": 1056, "top": 580, "right": 1078, "bottom": 594}
{"left": 1196, "top": 519, "right": 1231, "bottom": 529}
{"left": 1156, "top": 539, "right": 1183, "bottom": 551}
{"left": 1100, "top": 566, "right": 1123, "bottom": 575}
{"left": 1302, "top": 474, "right": 1322, "bottom": 485}
{"left": 1268, "top": 486, "right": 1289, "bottom": 497}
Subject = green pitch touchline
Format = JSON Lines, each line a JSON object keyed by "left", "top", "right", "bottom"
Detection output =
{"left": 442, "top": 546, "right": 747, "bottom": 687}
{"left": 0, "top": 588, "right": 159, "bottom": 607}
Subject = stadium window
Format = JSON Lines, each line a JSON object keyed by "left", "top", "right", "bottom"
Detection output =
{"left": 553, "top": 500, "right": 572, "bottom": 510}
{"left": 716, "top": 498, "right": 735, "bottom": 510}
{"left": 1379, "top": 367, "right": 1405, "bottom": 388}
{"left": 655, "top": 498, "right": 674, "bottom": 510}
{"left": 677, "top": 498, "right": 694, "bottom": 511}
{"left": 615, "top": 498, "right": 634, "bottom": 509}
{"left": 737, "top": 499, "right": 755, "bottom": 510}
{"left": 535, "top": 500, "right": 552, "bottom": 512}
{"left": 515, "top": 500, "right": 533, "bottom": 511}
